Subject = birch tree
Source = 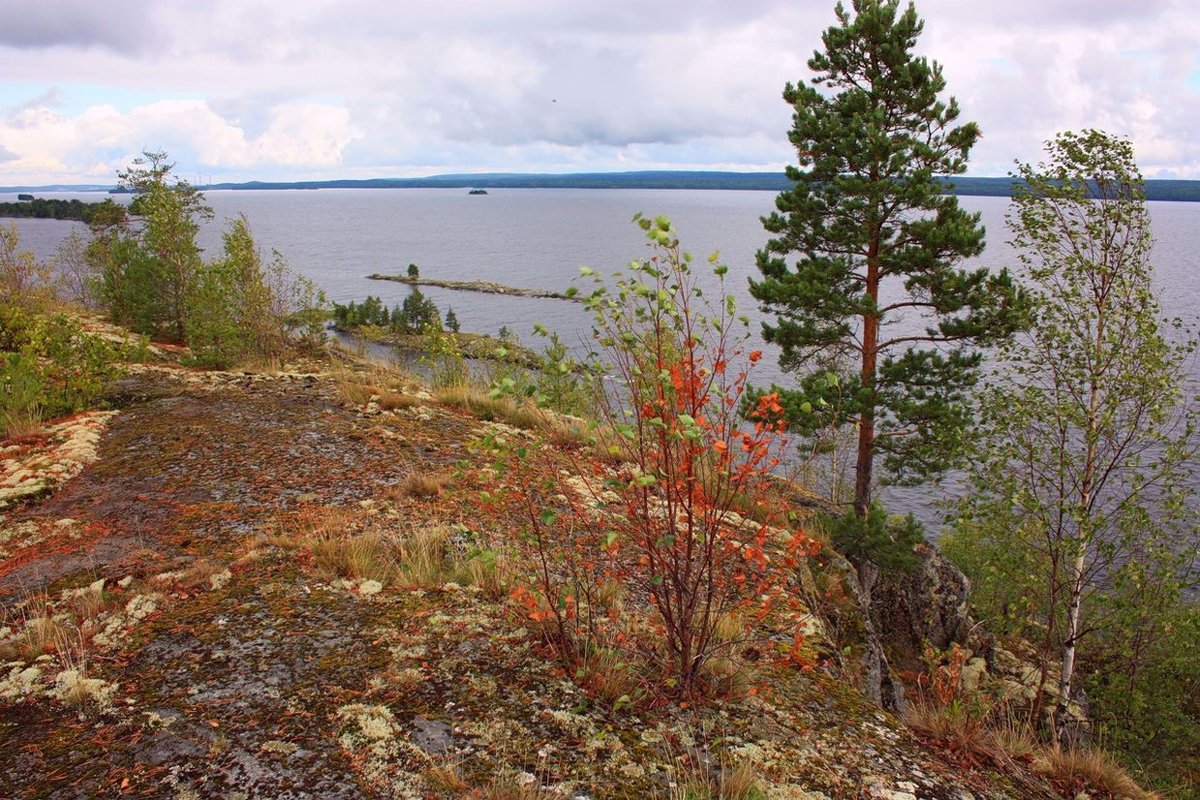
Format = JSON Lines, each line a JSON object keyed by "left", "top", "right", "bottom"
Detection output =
{"left": 951, "top": 129, "right": 1197, "bottom": 741}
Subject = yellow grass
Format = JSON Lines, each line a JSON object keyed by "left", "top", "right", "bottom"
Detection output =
{"left": 434, "top": 385, "right": 545, "bottom": 431}
{"left": 0, "top": 614, "right": 69, "bottom": 661}
{"left": 1, "top": 411, "right": 43, "bottom": 440}
{"left": 1034, "top": 746, "right": 1159, "bottom": 800}
{"left": 465, "top": 775, "right": 555, "bottom": 800}
{"left": 422, "top": 762, "right": 469, "bottom": 794}
{"left": 396, "top": 470, "right": 450, "bottom": 499}
{"left": 902, "top": 695, "right": 1157, "bottom": 800}
{"left": 66, "top": 582, "right": 111, "bottom": 622}
{"left": 393, "top": 526, "right": 451, "bottom": 588}
{"left": 307, "top": 531, "right": 396, "bottom": 584}
{"left": 576, "top": 644, "right": 644, "bottom": 710}
{"left": 671, "top": 754, "right": 765, "bottom": 800}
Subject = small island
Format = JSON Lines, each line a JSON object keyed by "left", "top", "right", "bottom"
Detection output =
{"left": 0, "top": 197, "right": 118, "bottom": 222}
{"left": 367, "top": 273, "right": 577, "bottom": 301}
{"left": 331, "top": 294, "right": 544, "bottom": 368}
{"left": 468, "top": 188, "right": 488, "bottom": 195}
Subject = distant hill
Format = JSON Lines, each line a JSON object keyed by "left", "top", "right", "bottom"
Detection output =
{"left": 0, "top": 184, "right": 113, "bottom": 193}
{"left": 209, "top": 173, "right": 1200, "bottom": 201}
{"left": 5, "top": 173, "right": 1200, "bottom": 201}
{"left": 209, "top": 171, "right": 793, "bottom": 192}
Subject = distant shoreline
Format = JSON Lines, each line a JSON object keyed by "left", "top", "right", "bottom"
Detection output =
{"left": 5, "top": 172, "right": 1200, "bottom": 202}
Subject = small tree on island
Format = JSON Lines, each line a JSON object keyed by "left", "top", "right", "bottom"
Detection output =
{"left": 750, "top": 0, "right": 1026, "bottom": 534}
{"left": 398, "top": 287, "right": 439, "bottom": 333}
{"left": 407, "top": 263, "right": 419, "bottom": 279}
{"left": 444, "top": 306, "right": 460, "bottom": 333}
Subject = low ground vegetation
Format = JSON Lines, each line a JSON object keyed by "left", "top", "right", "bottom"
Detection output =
{"left": 0, "top": 150, "right": 1177, "bottom": 797}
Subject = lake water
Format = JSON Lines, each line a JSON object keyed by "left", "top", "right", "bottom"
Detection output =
{"left": 4, "top": 188, "right": 1198, "bottom": 531}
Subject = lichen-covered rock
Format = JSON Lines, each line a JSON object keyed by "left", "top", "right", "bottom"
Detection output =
{"left": 807, "top": 549, "right": 907, "bottom": 713}
{"left": 0, "top": 343, "right": 1088, "bottom": 800}
{"left": 0, "top": 410, "right": 117, "bottom": 509}
{"left": 872, "top": 542, "right": 972, "bottom": 670}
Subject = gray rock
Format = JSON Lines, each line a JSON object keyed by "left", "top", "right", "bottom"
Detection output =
{"left": 873, "top": 542, "right": 973, "bottom": 667}
{"left": 410, "top": 715, "right": 454, "bottom": 755}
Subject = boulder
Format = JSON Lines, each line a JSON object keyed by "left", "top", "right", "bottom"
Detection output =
{"left": 871, "top": 542, "right": 973, "bottom": 669}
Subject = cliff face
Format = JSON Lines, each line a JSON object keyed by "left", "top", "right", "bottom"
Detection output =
{"left": 0, "top": 356, "right": 1063, "bottom": 799}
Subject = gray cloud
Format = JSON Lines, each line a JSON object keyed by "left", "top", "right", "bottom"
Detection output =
{"left": 5, "top": 87, "right": 61, "bottom": 121}
{"left": 0, "top": 0, "right": 160, "bottom": 53}
{"left": 0, "top": 0, "right": 1197, "bottom": 183}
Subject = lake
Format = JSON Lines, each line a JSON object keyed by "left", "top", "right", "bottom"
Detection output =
{"left": 4, "top": 188, "right": 1198, "bottom": 531}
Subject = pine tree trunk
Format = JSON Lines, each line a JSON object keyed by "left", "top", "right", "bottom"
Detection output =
{"left": 854, "top": 238, "right": 881, "bottom": 518}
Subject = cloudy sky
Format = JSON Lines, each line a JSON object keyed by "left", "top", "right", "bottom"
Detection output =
{"left": 1, "top": 0, "right": 1197, "bottom": 185}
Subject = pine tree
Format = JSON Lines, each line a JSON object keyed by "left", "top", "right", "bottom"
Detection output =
{"left": 117, "top": 151, "right": 212, "bottom": 343}
{"left": 750, "top": 0, "right": 1026, "bottom": 520}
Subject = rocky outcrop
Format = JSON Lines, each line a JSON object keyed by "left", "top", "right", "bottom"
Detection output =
{"left": 872, "top": 542, "right": 974, "bottom": 669}
{"left": 803, "top": 549, "right": 908, "bottom": 713}
{"left": 806, "top": 541, "right": 977, "bottom": 715}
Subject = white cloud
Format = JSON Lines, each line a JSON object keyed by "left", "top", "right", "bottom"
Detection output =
{"left": 0, "top": 0, "right": 1197, "bottom": 183}
{"left": 0, "top": 98, "right": 357, "bottom": 182}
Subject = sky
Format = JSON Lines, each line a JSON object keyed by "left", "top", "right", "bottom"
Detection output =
{"left": 1, "top": 0, "right": 1198, "bottom": 185}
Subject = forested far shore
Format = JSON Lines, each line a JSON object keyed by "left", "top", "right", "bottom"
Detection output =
{"left": 0, "top": 197, "right": 120, "bottom": 222}
{"left": 7, "top": 173, "right": 1200, "bottom": 201}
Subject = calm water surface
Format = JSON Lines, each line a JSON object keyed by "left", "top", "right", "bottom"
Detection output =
{"left": 4, "top": 188, "right": 1197, "bottom": 531}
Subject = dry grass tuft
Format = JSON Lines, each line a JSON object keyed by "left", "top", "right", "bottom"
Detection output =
{"left": 575, "top": 645, "right": 644, "bottom": 710}
{"left": 238, "top": 355, "right": 284, "bottom": 374}
{"left": 396, "top": 470, "right": 451, "bottom": 499}
{"left": 66, "top": 583, "right": 111, "bottom": 622}
{"left": 393, "top": 525, "right": 508, "bottom": 593}
{"left": 376, "top": 388, "right": 421, "bottom": 410}
{"left": 902, "top": 693, "right": 1155, "bottom": 800}
{"left": 902, "top": 698, "right": 993, "bottom": 754}
{"left": 1, "top": 411, "right": 43, "bottom": 440}
{"left": 393, "top": 526, "right": 451, "bottom": 588}
{"left": 422, "top": 762, "right": 469, "bottom": 795}
{"left": 335, "top": 376, "right": 376, "bottom": 407}
{"left": 331, "top": 362, "right": 425, "bottom": 410}
{"left": 1033, "top": 746, "right": 1159, "bottom": 800}
{"left": 457, "top": 548, "right": 510, "bottom": 599}
{"left": 988, "top": 719, "right": 1039, "bottom": 760}
{"left": 307, "top": 531, "right": 396, "bottom": 584}
{"left": 464, "top": 775, "right": 555, "bottom": 800}
{"left": 288, "top": 505, "right": 362, "bottom": 538}
{"left": 711, "top": 611, "right": 746, "bottom": 646}
{"left": 699, "top": 655, "right": 754, "bottom": 701}
{"left": 176, "top": 559, "right": 225, "bottom": 590}
{"left": 538, "top": 414, "right": 591, "bottom": 448}
{"left": 671, "top": 755, "right": 766, "bottom": 800}
{"left": 716, "top": 760, "right": 765, "bottom": 800}
{"left": 435, "top": 385, "right": 545, "bottom": 431}
{"left": 0, "top": 613, "right": 70, "bottom": 661}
